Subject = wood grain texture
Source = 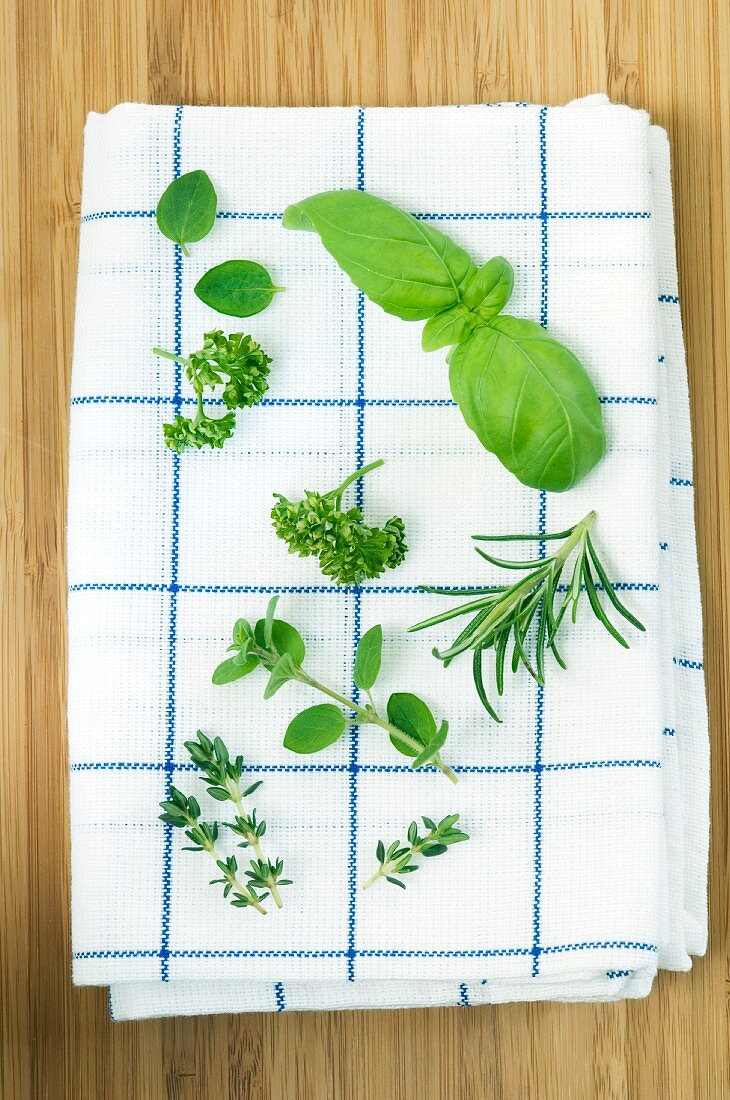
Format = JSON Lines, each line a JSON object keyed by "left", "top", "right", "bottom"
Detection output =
{"left": 1, "top": 0, "right": 728, "bottom": 1096}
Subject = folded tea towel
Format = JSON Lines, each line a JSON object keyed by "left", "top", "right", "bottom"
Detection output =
{"left": 67, "top": 95, "right": 708, "bottom": 1020}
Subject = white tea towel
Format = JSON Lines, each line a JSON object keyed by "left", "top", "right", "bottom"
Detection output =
{"left": 67, "top": 95, "right": 708, "bottom": 1020}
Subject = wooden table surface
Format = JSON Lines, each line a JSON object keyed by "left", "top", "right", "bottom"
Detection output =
{"left": 2, "top": 1, "right": 728, "bottom": 1096}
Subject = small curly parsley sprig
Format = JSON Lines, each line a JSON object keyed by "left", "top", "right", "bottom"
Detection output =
{"left": 159, "top": 731, "right": 291, "bottom": 913}
{"left": 213, "top": 596, "right": 457, "bottom": 783}
{"left": 363, "top": 814, "right": 469, "bottom": 890}
{"left": 410, "top": 511, "right": 645, "bottom": 720}
{"left": 153, "top": 330, "right": 272, "bottom": 453}
{"left": 271, "top": 459, "right": 407, "bottom": 585}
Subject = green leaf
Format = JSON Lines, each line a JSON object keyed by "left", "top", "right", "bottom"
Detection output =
{"left": 253, "top": 614, "right": 305, "bottom": 661}
{"left": 462, "top": 256, "right": 514, "bottom": 318}
{"left": 206, "top": 786, "right": 230, "bottom": 802}
{"left": 263, "top": 652, "right": 299, "bottom": 699}
{"left": 421, "top": 304, "right": 481, "bottom": 352}
{"left": 410, "top": 719, "right": 449, "bottom": 770}
{"left": 212, "top": 654, "right": 259, "bottom": 685}
{"left": 353, "top": 624, "right": 383, "bottom": 691}
{"left": 282, "top": 190, "right": 476, "bottom": 321}
{"left": 422, "top": 843, "right": 448, "bottom": 856}
{"left": 194, "top": 260, "right": 283, "bottom": 318}
{"left": 386, "top": 876, "right": 407, "bottom": 889}
{"left": 283, "top": 704, "right": 346, "bottom": 754}
{"left": 386, "top": 692, "right": 436, "bottom": 759}
{"left": 448, "top": 316, "right": 605, "bottom": 492}
{"left": 376, "top": 839, "right": 385, "bottom": 863}
{"left": 156, "top": 170, "right": 217, "bottom": 254}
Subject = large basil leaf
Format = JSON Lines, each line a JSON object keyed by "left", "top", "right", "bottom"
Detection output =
{"left": 448, "top": 316, "right": 605, "bottom": 492}
{"left": 282, "top": 190, "right": 476, "bottom": 321}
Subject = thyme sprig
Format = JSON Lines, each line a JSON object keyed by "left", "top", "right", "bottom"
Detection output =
{"left": 363, "top": 814, "right": 469, "bottom": 890}
{"left": 213, "top": 597, "right": 457, "bottom": 782}
{"left": 154, "top": 330, "right": 272, "bottom": 453}
{"left": 159, "top": 731, "right": 291, "bottom": 913}
{"left": 271, "top": 459, "right": 407, "bottom": 585}
{"left": 159, "top": 787, "right": 270, "bottom": 914}
{"left": 183, "top": 730, "right": 291, "bottom": 907}
{"left": 409, "top": 511, "right": 645, "bottom": 720}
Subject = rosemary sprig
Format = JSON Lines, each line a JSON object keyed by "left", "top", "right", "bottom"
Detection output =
{"left": 213, "top": 597, "right": 457, "bottom": 783}
{"left": 363, "top": 814, "right": 469, "bottom": 890}
{"left": 183, "top": 730, "right": 291, "bottom": 907}
{"left": 409, "top": 510, "right": 645, "bottom": 719}
{"left": 159, "top": 787, "right": 270, "bottom": 915}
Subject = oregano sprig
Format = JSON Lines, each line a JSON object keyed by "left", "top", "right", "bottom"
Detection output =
{"left": 154, "top": 330, "right": 272, "bottom": 453}
{"left": 363, "top": 814, "right": 469, "bottom": 890}
{"left": 213, "top": 598, "right": 457, "bottom": 783}
{"left": 271, "top": 459, "right": 407, "bottom": 586}
{"left": 409, "top": 511, "right": 645, "bottom": 719}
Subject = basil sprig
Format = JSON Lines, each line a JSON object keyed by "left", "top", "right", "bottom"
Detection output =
{"left": 282, "top": 191, "right": 605, "bottom": 493}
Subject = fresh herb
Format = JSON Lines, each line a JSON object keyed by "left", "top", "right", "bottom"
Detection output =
{"left": 156, "top": 170, "right": 217, "bottom": 255}
{"left": 194, "top": 260, "right": 283, "bottom": 318}
{"left": 213, "top": 598, "right": 457, "bottom": 782}
{"left": 363, "top": 814, "right": 469, "bottom": 890}
{"left": 159, "top": 731, "right": 291, "bottom": 913}
{"left": 271, "top": 459, "right": 407, "bottom": 585}
{"left": 153, "top": 330, "right": 272, "bottom": 453}
{"left": 409, "top": 511, "right": 645, "bottom": 719}
{"left": 282, "top": 191, "right": 604, "bottom": 492}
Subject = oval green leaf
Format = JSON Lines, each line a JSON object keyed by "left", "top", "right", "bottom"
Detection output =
{"left": 463, "top": 256, "right": 514, "bottom": 318}
{"left": 386, "top": 692, "right": 436, "bottom": 759}
{"left": 448, "top": 315, "right": 605, "bottom": 492}
{"left": 253, "top": 618, "right": 306, "bottom": 665}
{"left": 282, "top": 190, "right": 476, "bottom": 321}
{"left": 283, "top": 704, "right": 346, "bottom": 754}
{"left": 353, "top": 624, "right": 383, "bottom": 691}
{"left": 421, "top": 304, "right": 481, "bottom": 353}
{"left": 156, "top": 170, "right": 217, "bottom": 254}
{"left": 194, "top": 260, "right": 283, "bottom": 318}
{"left": 212, "top": 654, "right": 259, "bottom": 685}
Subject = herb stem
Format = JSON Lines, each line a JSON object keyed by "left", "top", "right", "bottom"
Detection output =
{"left": 189, "top": 815, "right": 268, "bottom": 916}
{"left": 228, "top": 787, "right": 284, "bottom": 908}
{"left": 294, "top": 667, "right": 457, "bottom": 784}
{"left": 331, "top": 458, "right": 385, "bottom": 507}
{"left": 152, "top": 347, "right": 188, "bottom": 365}
{"left": 362, "top": 839, "right": 427, "bottom": 890}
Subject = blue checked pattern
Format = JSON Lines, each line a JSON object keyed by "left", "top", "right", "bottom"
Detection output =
{"left": 69, "top": 99, "right": 708, "bottom": 1016}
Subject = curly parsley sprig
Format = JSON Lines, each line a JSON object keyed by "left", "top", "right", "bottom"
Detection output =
{"left": 154, "top": 330, "right": 272, "bottom": 453}
{"left": 213, "top": 597, "right": 457, "bottom": 783}
{"left": 271, "top": 459, "right": 407, "bottom": 585}
{"left": 363, "top": 814, "right": 469, "bottom": 890}
{"left": 159, "top": 732, "right": 292, "bottom": 913}
{"left": 410, "top": 511, "right": 645, "bottom": 719}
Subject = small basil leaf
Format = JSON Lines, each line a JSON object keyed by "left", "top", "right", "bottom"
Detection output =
{"left": 212, "top": 655, "right": 259, "bottom": 685}
{"left": 421, "top": 305, "right": 481, "bottom": 352}
{"left": 194, "top": 260, "right": 283, "bottom": 318}
{"left": 410, "top": 719, "right": 449, "bottom": 770}
{"left": 353, "top": 624, "right": 383, "bottom": 691}
{"left": 448, "top": 316, "right": 605, "bottom": 492}
{"left": 283, "top": 704, "right": 346, "bottom": 754}
{"left": 463, "top": 256, "right": 514, "bottom": 318}
{"left": 263, "top": 652, "right": 298, "bottom": 699}
{"left": 156, "top": 170, "right": 217, "bottom": 255}
{"left": 386, "top": 692, "right": 436, "bottom": 759}
{"left": 282, "top": 190, "right": 476, "bottom": 321}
